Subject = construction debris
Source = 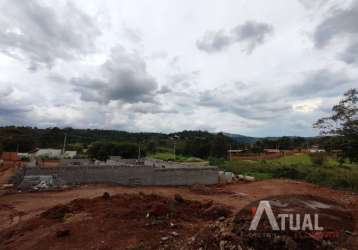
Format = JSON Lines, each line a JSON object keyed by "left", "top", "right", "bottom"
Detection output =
{"left": 1, "top": 184, "right": 14, "bottom": 189}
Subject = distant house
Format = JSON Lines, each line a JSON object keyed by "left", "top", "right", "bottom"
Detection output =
{"left": 263, "top": 149, "right": 281, "bottom": 155}
{"left": 109, "top": 156, "right": 123, "bottom": 161}
{"left": 63, "top": 151, "right": 77, "bottom": 159}
{"left": 309, "top": 145, "right": 326, "bottom": 153}
{"left": 17, "top": 153, "right": 30, "bottom": 160}
{"left": 34, "top": 149, "right": 62, "bottom": 159}
{"left": 31, "top": 149, "right": 77, "bottom": 159}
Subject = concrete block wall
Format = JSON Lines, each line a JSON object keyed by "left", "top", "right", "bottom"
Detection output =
{"left": 24, "top": 165, "right": 218, "bottom": 186}
{"left": 152, "top": 168, "right": 218, "bottom": 185}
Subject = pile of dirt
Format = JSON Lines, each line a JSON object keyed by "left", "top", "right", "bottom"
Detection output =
{"left": 0, "top": 192, "right": 355, "bottom": 250}
{"left": 0, "top": 192, "right": 232, "bottom": 250}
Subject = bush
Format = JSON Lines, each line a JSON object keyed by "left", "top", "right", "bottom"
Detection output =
{"left": 272, "top": 166, "right": 305, "bottom": 179}
{"left": 20, "top": 156, "right": 30, "bottom": 161}
{"left": 309, "top": 153, "right": 328, "bottom": 165}
{"left": 208, "top": 157, "right": 225, "bottom": 166}
{"left": 88, "top": 141, "right": 141, "bottom": 160}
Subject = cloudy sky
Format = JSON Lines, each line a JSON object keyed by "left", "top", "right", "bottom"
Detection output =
{"left": 0, "top": 0, "right": 357, "bottom": 137}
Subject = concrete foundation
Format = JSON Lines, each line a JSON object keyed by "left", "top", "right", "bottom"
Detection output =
{"left": 23, "top": 164, "right": 219, "bottom": 186}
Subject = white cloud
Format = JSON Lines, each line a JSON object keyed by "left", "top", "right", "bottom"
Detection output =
{"left": 292, "top": 98, "right": 323, "bottom": 113}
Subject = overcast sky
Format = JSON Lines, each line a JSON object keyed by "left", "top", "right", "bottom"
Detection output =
{"left": 0, "top": 0, "right": 357, "bottom": 137}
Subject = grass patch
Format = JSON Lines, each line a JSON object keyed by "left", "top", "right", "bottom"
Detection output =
{"left": 243, "top": 172, "right": 273, "bottom": 180}
{"left": 218, "top": 154, "right": 358, "bottom": 192}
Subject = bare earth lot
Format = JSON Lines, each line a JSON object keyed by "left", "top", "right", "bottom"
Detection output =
{"left": 0, "top": 179, "right": 357, "bottom": 249}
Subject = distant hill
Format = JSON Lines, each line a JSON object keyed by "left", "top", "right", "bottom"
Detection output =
{"left": 224, "top": 133, "right": 258, "bottom": 144}
{"left": 0, "top": 127, "right": 238, "bottom": 153}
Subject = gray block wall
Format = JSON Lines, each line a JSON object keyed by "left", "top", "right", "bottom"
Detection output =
{"left": 24, "top": 165, "right": 218, "bottom": 186}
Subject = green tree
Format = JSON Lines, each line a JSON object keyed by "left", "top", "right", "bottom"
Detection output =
{"left": 87, "top": 141, "right": 141, "bottom": 160}
{"left": 210, "top": 133, "right": 231, "bottom": 158}
{"left": 146, "top": 140, "right": 157, "bottom": 154}
{"left": 314, "top": 89, "right": 358, "bottom": 162}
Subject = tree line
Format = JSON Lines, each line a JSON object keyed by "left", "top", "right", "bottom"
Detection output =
{"left": 0, "top": 88, "right": 356, "bottom": 162}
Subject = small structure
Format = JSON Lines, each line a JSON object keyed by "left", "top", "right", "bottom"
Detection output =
{"left": 309, "top": 145, "right": 326, "bottom": 153}
{"left": 109, "top": 156, "right": 122, "bottom": 161}
{"left": 263, "top": 149, "right": 281, "bottom": 155}
{"left": 63, "top": 151, "right": 77, "bottom": 159}
{"left": 227, "top": 149, "right": 246, "bottom": 160}
{"left": 31, "top": 149, "right": 78, "bottom": 159}
{"left": 228, "top": 148, "right": 284, "bottom": 160}
{"left": 33, "top": 149, "right": 62, "bottom": 159}
{"left": 17, "top": 153, "right": 29, "bottom": 160}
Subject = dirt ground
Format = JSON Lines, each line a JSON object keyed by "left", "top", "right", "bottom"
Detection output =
{"left": 0, "top": 161, "right": 18, "bottom": 186}
{"left": 0, "top": 179, "right": 357, "bottom": 249}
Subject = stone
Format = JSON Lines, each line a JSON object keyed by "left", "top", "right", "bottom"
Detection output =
{"left": 161, "top": 236, "right": 169, "bottom": 242}
{"left": 171, "top": 231, "right": 179, "bottom": 237}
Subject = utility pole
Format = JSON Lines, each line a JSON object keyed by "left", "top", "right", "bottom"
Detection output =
{"left": 138, "top": 143, "right": 141, "bottom": 160}
{"left": 173, "top": 141, "right": 176, "bottom": 161}
{"left": 62, "top": 133, "right": 67, "bottom": 156}
{"left": 229, "top": 144, "right": 232, "bottom": 161}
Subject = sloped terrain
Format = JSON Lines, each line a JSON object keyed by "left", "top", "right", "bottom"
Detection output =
{"left": 0, "top": 180, "right": 357, "bottom": 249}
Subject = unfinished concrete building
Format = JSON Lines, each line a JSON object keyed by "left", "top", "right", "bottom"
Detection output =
{"left": 18, "top": 159, "right": 219, "bottom": 189}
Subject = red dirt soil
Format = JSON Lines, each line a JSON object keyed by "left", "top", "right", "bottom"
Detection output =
{"left": 0, "top": 179, "right": 357, "bottom": 249}
{"left": 0, "top": 192, "right": 232, "bottom": 250}
{"left": 0, "top": 161, "right": 18, "bottom": 185}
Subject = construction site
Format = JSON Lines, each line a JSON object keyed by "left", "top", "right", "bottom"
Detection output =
{"left": 0, "top": 152, "right": 357, "bottom": 250}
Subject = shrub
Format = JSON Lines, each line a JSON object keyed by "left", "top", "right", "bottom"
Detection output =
{"left": 208, "top": 157, "right": 225, "bottom": 166}
{"left": 88, "top": 141, "right": 141, "bottom": 160}
{"left": 272, "top": 165, "right": 305, "bottom": 179}
{"left": 309, "top": 153, "right": 328, "bottom": 165}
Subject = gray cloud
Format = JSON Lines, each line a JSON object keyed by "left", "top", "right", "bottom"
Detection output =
{"left": 298, "top": 0, "right": 329, "bottom": 10}
{"left": 196, "top": 30, "right": 232, "bottom": 53}
{"left": 288, "top": 69, "right": 351, "bottom": 97}
{"left": 198, "top": 85, "right": 291, "bottom": 121}
{"left": 47, "top": 73, "right": 68, "bottom": 84}
{"left": 123, "top": 27, "right": 142, "bottom": 44}
{"left": 197, "top": 68, "right": 353, "bottom": 121}
{"left": 313, "top": 1, "right": 358, "bottom": 48}
{"left": 168, "top": 70, "right": 200, "bottom": 88}
{"left": 0, "top": 0, "right": 100, "bottom": 70}
{"left": 339, "top": 41, "right": 358, "bottom": 65}
{"left": 72, "top": 46, "right": 158, "bottom": 104}
{"left": 313, "top": 1, "right": 358, "bottom": 65}
{"left": 156, "top": 85, "right": 172, "bottom": 95}
{"left": 0, "top": 86, "right": 32, "bottom": 124}
{"left": 126, "top": 102, "right": 178, "bottom": 114}
{"left": 196, "top": 21, "right": 273, "bottom": 53}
